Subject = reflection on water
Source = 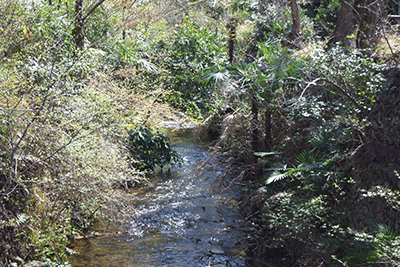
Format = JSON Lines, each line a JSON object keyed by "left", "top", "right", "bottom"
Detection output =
{"left": 69, "top": 129, "right": 249, "bottom": 266}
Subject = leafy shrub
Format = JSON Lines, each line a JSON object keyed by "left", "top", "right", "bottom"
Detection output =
{"left": 346, "top": 223, "right": 400, "bottom": 266}
{"left": 147, "top": 17, "right": 227, "bottom": 118}
{"left": 0, "top": 50, "right": 133, "bottom": 262}
{"left": 236, "top": 39, "right": 392, "bottom": 265}
{"left": 257, "top": 148, "right": 357, "bottom": 265}
{"left": 128, "top": 126, "right": 182, "bottom": 171}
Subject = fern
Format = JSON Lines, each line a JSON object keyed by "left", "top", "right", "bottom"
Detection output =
{"left": 204, "top": 69, "right": 230, "bottom": 84}
{"left": 254, "top": 151, "right": 282, "bottom": 157}
{"left": 312, "top": 130, "right": 335, "bottom": 151}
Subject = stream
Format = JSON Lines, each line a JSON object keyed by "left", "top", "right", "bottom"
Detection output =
{"left": 68, "top": 129, "right": 250, "bottom": 267}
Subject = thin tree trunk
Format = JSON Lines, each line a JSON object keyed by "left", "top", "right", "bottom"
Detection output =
{"left": 226, "top": 18, "right": 237, "bottom": 64}
{"left": 72, "top": 0, "right": 106, "bottom": 50}
{"left": 289, "top": 0, "right": 301, "bottom": 43}
{"left": 357, "top": 0, "right": 389, "bottom": 48}
{"left": 73, "top": 0, "right": 84, "bottom": 49}
{"left": 250, "top": 92, "right": 266, "bottom": 180}
{"left": 82, "top": 0, "right": 106, "bottom": 22}
{"left": 122, "top": 0, "right": 126, "bottom": 40}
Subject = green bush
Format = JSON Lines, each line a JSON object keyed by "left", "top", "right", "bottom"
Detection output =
{"left": 148, "top": 17, "right": 227, "bottom": 118}
{"left": 128, "top": 126, "right": 182, "bottom": 171}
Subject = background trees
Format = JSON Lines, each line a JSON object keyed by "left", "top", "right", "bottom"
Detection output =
{"left": 72, "top": 0, "right": 106, "bottom": 49}
{"left": 0, "top": 0, "right": 399, "bottom": 266}
{"left": 328, "top": 0, "right": 389, "bottom": 48}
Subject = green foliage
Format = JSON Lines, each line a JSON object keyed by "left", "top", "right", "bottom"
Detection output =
{"left": 250, "top": 1, "right": 293, "bottom": 38}
{"left": 0, "top": 67, "right": 133, "bottom": 260}
{"left": 311, "top": 47, "right": 384, "bottom": 95}
{"left": 0, "top": 0, "right": 220, "bottom": 265}
{"left": 41, "top": 259, "right": 73, "bottom": 267}
{"left": 262, "top": 183, "right": 348, "bottom": 265}
{"left": 206, "top": 39, "right": 299, "bottom": 107}
{"left": 128, "top": 126, "right": 182, "bottom": 171}
{"left": 303, "top": 0, "right": 342, "bottom": 37}
{"left": 223, "top": 37, "right": 394, "bottom": 266}
{"left": 261, "top": 149, "right": 333, "bottom": 185}
{"left": 0, "top": 8, "right": 134, "bottom": 259}
{"left": 346, "top": 224, "right": 400, "bottom": 266}
{"left": 84, "top": 5, "right": 112, "bottom": 45}
{"left": 147, "top": 17, "right": 227, "bottom": 118}
{"left": 0, "top": 0, "right": 398, "bottom": 265}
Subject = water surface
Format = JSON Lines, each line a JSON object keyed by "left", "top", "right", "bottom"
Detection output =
{"left": 69, "top": 129, "right": 248, "bottom": 266}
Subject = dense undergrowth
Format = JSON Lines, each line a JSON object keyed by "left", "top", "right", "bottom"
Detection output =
{"left": 1, "top": 0, "right": 400, "bottom": 266}
{"left": 198, "top": 1, "right": 400, "bottom": 266}
{"left": 206, "top": 40, "right": 400, "bottom": 265}
{"left": 0, "top": 2, "right": 193, "bottom": 265}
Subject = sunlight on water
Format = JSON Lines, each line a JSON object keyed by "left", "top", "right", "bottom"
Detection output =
{"left": 68, "top": 129, "right": 249, "bottom": 267}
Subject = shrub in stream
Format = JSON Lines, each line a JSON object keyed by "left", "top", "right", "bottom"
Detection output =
{"left": 128, "top": 126, "right": 182, "bottom": 172}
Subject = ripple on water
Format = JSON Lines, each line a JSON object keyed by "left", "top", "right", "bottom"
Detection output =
{"left": 69, "top": 130, "right": 249, "bottom": 267}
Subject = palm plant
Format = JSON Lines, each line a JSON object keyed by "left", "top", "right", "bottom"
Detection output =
{"left": 262, "top": 149, "right": 327, "bottom": 185}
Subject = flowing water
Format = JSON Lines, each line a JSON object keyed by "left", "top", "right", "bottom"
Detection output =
{"left": 68, "top": 129, "right": 249, "bottom": 267}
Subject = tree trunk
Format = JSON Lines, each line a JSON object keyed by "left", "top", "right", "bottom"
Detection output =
{"left": 72, "top": 0, "right": 106, "bottom": 50}
{"left": 357, "top": 0, "right": 388, "bottom": 48}
{"left": 250, "top": 91, "right": 264, "bottom": 179}
{"left": 226, "top": 18, "right": 237, "bottom": 64}
{"left": 122, "top": 0, "right": 127, "bottom": 40}
{"left": 329, "top": 0, "right": 358, "bottom": 48}
{"left": 328, "top": 0, "right": 389, "bottom": 49}
{"left": 289, "top": 0, "right": 301, "bottom": 43}
{"left": 73, "top": 0, "right": 84, "bottom": 49}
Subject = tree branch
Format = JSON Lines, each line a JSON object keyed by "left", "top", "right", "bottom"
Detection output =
{"left": 82, "top": 0, "right": 106, "bottom": 22}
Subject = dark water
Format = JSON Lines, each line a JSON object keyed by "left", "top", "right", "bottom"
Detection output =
{"left": 68, "top": 130, "right": 249, "bottom": 266}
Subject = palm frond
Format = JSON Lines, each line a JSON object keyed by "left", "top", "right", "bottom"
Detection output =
{"left": 15, "top": 213, "right": 30, "bottom": 226}
{"left": 265, "top": 171, "right": 290, "bottom": 184}
{"left": 135, "top": 58, "right": 159, "bottom": 73}
{"left": 204, "top": 69, "right": 230, "bottom": 84}
{"left": 296, "top": 149, "right": 318, "bottom": 165}
{"left": 254, "top": 151, "right": 282, "bottom": 157}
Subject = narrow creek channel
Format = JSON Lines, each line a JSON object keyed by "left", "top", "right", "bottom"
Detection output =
{"left": 68, "top": 129, "right": 250, "bottom": 266}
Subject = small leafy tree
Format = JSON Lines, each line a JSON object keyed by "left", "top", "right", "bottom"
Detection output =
{"left": 128, "top": 126, "right": 182, "bottom": 171}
